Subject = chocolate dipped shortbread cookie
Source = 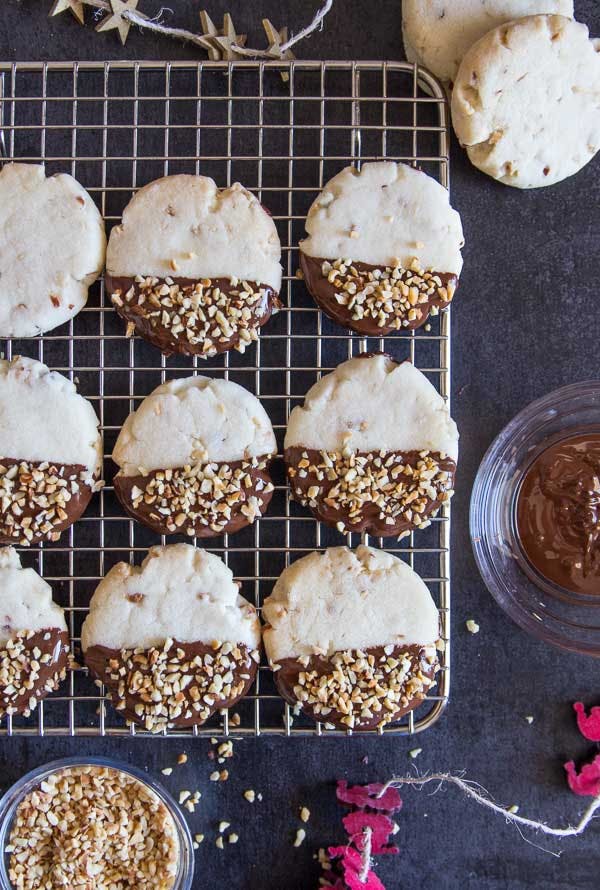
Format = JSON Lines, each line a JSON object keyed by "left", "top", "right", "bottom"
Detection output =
{"left": 299, "top": 162, "right": 463, "bottom": 335}
{"left": 112, "top": 375, "right": 276, "bottom": 537}
{"left": 106, "top": 175, "right": 282, "bottom": 357}
{"left": 284, "top": 353, "right": 458, "bottom": 537}
{"left": 263, "top": 545, "right": 441, "bottom": 730}
{"left": 0, "top": 547, "right": 69, "bottom": 718}
{"left": 0, "top": 163, "right": 106, "bottom": 337}
{"left": 81, "top": 544, "right": 261, "bottom": 732}
{"left": 0, "top": 357, "right": 103, "bottom": 546}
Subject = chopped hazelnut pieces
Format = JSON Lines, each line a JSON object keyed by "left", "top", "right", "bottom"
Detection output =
{"left": 287, "top": 447, "right": 454, "bottom": 534}
{"left": 293, "top": 828, "right": 306, "bottom": 847}
{"left": 466, "top": 619, "right": 480, "bottom": 634}
{"left": 0, "top": 459, "right": 96, "bottom": 545}
{"left": 0, "top": 629, "right": 68, "bottom": 717}
{"left": 320, "top": 257, "right": 455, "bottom": 330}
{"left": 111, "top": 275, "right": 279, "bottom": 357}
{"left": 7, "top": 766, "right": 179, "bottom": 889}
{"left": 286, "top": 646, "right": 439, "bottom": 730}
{"left": 123, "top": 456, "right": 274, "bottom": 535}
{"left": 91, "top": 638, "right": 259, "bottom": 733}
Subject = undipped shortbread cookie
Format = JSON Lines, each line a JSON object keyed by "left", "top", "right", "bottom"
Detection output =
{"left": 262, "top": 545, "right": 441, "bottom": 730}
{"left": 81, "top": 543, "right": 261, "bottom": 731}
{"left": 299, "top": 162, "right": 463, "bottom": 335}
{"left": 451, "top": 14, "right": 600, "bottom": 188}
{"left": 284, "top": 353, "right": 458, "bottom": 537}
{"left": 0, "top": 547, "right": 69, "bottom": 718}
{"left": 0, "top": 163, "right": 106, "bottom": 337}
{"left": 0, "top": 356, "right": 103, "bottom": 546}
{"left": 112, "top": 375, "right": 276, "bottom": 537}
{"left": 106, "top": 175, "right": 282, "bottom": 356}
{"left": 402, "top": 0, "right": 574, "bottom": 87}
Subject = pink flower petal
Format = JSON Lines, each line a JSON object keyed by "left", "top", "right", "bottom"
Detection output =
{"left": 327, "top": 846, "right": 386, "bottom": 890}
{"left": 342, "top": 812, "right": 399, "bottom": 855}
{"left": 573, "top": 701, "right": 600, "bottom": 742}
{"left": 336, "top": 781, "right": 402, "bottom": 813}
{"left": 564, "top": 755, "right": 600, "bottom": 797}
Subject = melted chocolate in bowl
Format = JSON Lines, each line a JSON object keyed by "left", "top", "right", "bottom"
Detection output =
{"left": 516, "top": 434, "right": 600, "bottom": 596}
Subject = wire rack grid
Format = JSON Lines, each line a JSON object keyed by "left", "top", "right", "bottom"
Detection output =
{"left": 0, "top": 59, "right": 451, "bottom": 737}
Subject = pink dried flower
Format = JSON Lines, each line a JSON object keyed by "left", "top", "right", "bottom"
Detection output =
{"left": 573, "top": 702, "right": 600, "bottom": 742}
{"left": 564, "top": 754, "right": 600, "bottom": 797}
{"left": 336, "top": 781, "right": 402, "bottom": 814}
{"left": 342, "top": 812, "right": 398, "bottom": 855}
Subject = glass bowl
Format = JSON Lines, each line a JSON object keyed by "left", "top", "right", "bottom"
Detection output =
{"left": 470, "top": 381, "right": 600, "bottom": 656}
{"left": 0, "top": 756, "right": 195, "bottom": 890}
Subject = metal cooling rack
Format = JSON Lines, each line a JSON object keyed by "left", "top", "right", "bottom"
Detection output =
{"left": 0, "top": 60, "right": 451, "bottom": 737}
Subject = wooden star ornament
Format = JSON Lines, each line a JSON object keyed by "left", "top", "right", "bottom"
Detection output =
{"left": 49, "top": 0, "right": 86, "bottom": 25}
{"left": 96, "top": 0, "right": 146, "bottom": 45}
{"left": 199, "top": 11, "right": 247, "bottom": 61}
{"left": 262, "top": 20, "right": 295, "bottom": 82}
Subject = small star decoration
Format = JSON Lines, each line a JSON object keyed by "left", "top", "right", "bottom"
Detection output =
{"left": 95, "top": 0, "right": 146, "bottom": 45}
{"left": 199, "top": 11, "right": 247, "bottom": 61}
{"left": 49, "top": 0, "right": 86, "bottom": 24}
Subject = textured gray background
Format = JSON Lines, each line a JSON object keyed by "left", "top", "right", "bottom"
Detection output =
{"left": 1, "top": 2, "right": 600, "bottom": 888}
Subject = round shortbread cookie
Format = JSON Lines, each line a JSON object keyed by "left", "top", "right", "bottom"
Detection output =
{"left": 81, "top": 543, "right": 261, "bottom": 731}
{"left": 112, "top": 375, "right": 276, "bottom": 537}
{"left": 0, "top": 163, "right": 106, "bottom": 337}
{"left": 299, "top": 162, "right": 464, "bottom": 335}
{"left": 451, "top": 15, "right": 600, "bottom": 188}
{"left": 0, "top": 547, "right": 69, "bottom": 717}
{"left": 106, "top": 175, "right": 283, "bottom": 357}
{"left": 262, "top": 545, "right": 440, "bottom": 730}
{"left": 0, "top": 356, "right": 103, "bottom": 546}
{"left": 284, "top": 353, "right": 458, "bottom": 537}
{"left": 402, "top": 0, "right": 573, "bottom": 87}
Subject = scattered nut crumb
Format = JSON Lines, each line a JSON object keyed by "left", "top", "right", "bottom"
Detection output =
{"left": 220, "top": 770, "right": 229, "bottom": 782}
{"left": 466, "top": 619, "right": 480, "bottom": 634}
{"left": 300, "top": 806, "right": 310, "bottom": 823}
{"left": 230, "top": 712, "right": 241, "bottom": 727}
{"left": 525, "top": 715, "right": 534, "bottom": 724}
{"left": 177, "top": 753, "right": 188, "bottom": 765}
{"left": 293, "top": 828, "right": 306, "bottom": 847}
{"left": 161, "top": 767, "right": 173, "bottom": 776}
{"left": 210, "top": 771, "right": 220, "bottom": 782}
{"left": 179, "top": 791, "right": 191, "bottom": 804}
{"left": 194, "top": 833, "right": 204, "bottom": 844}
{"left": 244, "top": 789, "right": 256, "bottom": 803}
{"left": 228, "top": 833, "right": 239, "bottom": 844}
{"left": 507, "top": 805, "right": 519, "bottom": 815}
{"left": 215, "top": 836, "right": 224, "bottom": 850}
{"left": 409, "top": 748, "right": 422, "bottom": 759}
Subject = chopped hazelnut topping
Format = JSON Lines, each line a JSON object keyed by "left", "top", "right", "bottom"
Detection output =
{"left": 0, "top": 630, "right": 68, "bottom": 717}
{"left": 95, "top": 638, "right": 259, "bottom": 733}
{"left": 288, "top": 448, "right": 454, "bottom": 532}
{"left": 0, "top": 460, "right": 95, "bottom": 546}
{"left": 125, "top": 456, "right": 274, "bottom": 535}
{"left": 111, "top": 275, "right": 278, "bottom": 358}
{"left": 320, "top": 257, "right": 455, "bottom": 329}
{"left": 286, "top": 646, "right": 438, "bottom": 730}
{"left": 7, "top": 766, "right": 179, "bottom": 889}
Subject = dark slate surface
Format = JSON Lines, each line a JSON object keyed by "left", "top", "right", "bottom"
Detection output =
{"left": 1, "top": 2, "right": 600, "bottom": 888}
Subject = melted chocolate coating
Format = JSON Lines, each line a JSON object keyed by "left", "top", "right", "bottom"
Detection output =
{"left": 106, "top": 274, "right": 281, "bottom": 357}
{"left": 285, "top": 446, "right": 456, "bottom": 537}
{"left": 273, "top": 644, "right": 438, "bottom": 731}
{"left": 300, "top": 254, "right": 456, "bottom": 335}
{"left": 113, "top": 457, "right": 274, "bottom": 538}
{"left": 85, "top": 639, "right": 258, "bottom": 730}
{"left": 0, "top": 628, "right": 69, "bottom": 717}
{"left": 516, "top": 434, "right": 600, "bottom": 595}
{"left": 0, "top": 457, "right": 95, "bottom": 546}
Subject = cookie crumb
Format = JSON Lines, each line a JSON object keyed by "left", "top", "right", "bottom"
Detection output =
{"left": 293, "top": 828, "right": 306, "bottom": 847}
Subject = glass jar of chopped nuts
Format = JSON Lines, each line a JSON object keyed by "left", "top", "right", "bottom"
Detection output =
{"left": 0, "top": 757, "right": 194, "bottom": 890}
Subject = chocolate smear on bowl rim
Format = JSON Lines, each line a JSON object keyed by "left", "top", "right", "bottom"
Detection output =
{"left": 285, "top": 445, "right": 455, "bottom": 537}
{"left": 0, "top": 457, "right": 101, "bottom": 546}
{"left": 106, "top": 273, "right": 282, "bottom": 357}
{"left": 0, "top": 628, "right": 69, "bottom": 717}
{"left": 300, "top": 254, "right": 456, "bottom": 334}
{"left": 85, "top": 637, "right": 260, "bottom": 732}
{"left": 271, "top": 643, "right": 439, "bottom": 731}
{"left": 113, "top": 454, "right": 275, "bottom": 538}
